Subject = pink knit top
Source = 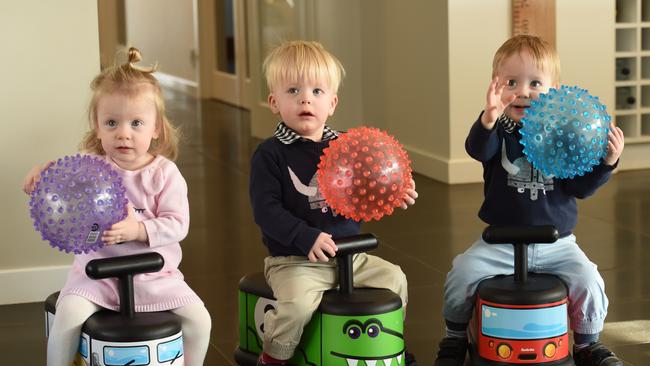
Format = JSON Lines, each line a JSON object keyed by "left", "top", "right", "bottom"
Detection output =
{"left": 58, "top": 155, "right": 203, "bottom": 312}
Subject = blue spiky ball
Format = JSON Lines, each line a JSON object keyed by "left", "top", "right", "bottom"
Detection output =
{"left": 519, "top": 85, "right": 611, "bottom": 179}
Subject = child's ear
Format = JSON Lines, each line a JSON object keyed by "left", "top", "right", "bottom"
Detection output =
{"left": 328, "top": 95, "right": 338, "bottom": 116}
{"left": 268, "top": 93, "right": 279, "bottom": 114}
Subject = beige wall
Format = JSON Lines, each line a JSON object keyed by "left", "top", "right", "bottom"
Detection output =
{"left": 0, "top": 1, "right": 100, "bottom": 304}
{"left": 313, "top": 1, "right": 364, "bottom": 132}
{"left": 447, "top": 0, "right": 510, "bottom": 183}
{"left": 125, "top": 0, "right": 197, "bottom": 83}
{"left": 371, "top": 0, "right": 450, "bottom": 181}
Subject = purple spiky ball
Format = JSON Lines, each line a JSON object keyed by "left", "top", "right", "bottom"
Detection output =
{"left": 29, "top": 155, "right": 128, "bottom": 254}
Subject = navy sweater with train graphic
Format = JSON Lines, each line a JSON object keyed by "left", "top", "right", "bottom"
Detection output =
{"left": 249, "top": 123, "right": 360, "bottom": 257}
{"left": 466, "top": 112, "right": 616, "bottom": 237}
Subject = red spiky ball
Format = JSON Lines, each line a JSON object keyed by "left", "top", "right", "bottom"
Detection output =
{"left": 317, "top": 126, "right": 412, "bottom": 222}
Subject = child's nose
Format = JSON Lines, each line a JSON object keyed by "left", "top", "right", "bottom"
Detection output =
{"left": 299, "top": 91, "right": 312, "bottom": 104}
{"left": 116, "top": 125, "right": 131, "bottom": 139}
{"left": 516, "top": 85, "right": 531, "bottom": 98}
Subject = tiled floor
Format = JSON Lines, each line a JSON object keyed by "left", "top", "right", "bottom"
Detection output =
{"left": 2, "top": 89, "right": 649, "bottom": 365}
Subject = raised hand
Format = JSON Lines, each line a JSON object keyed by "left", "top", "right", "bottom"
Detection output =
{"left": 603, "top": 126, "right": 625, "bottom": 166}
{"left": 307, "top": 232, "right": 338, "bottom": 262}
{"left": 481, "top": 76, "right": 516, "bottom": 129}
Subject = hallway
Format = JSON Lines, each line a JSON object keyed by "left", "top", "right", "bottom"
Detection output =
{"left": 2, "top": 89, "right": 649, "bottom": 365}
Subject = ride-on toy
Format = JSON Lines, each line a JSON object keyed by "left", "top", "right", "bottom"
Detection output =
{"left": 45, "top": 253, "right": 184, "bottom": 366}
{"left": 235, "top": 233, "right": 406, "bottom": 366}
{"left": 469, "top": 225, "right": 574, "bottom": 365}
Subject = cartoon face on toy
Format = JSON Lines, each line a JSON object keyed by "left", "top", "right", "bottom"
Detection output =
{"left": 322, "top": 312, "right": 405, "bottom": 365}
{"left": 247, "top": 295, "right": 405, "bottom": 365}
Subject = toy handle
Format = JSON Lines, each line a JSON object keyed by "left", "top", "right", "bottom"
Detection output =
{"left": 482, "top": 225, "right": 558, "bottom": 244}
{"left": 334, "top": 233, "right": 378, "bottom": 294}
{"left": 335, "top": 233, "right": 378, "bottom": 256}
{"left": 482, "top": 225, "right": 558, "bottom": 283}
{"left": 86, "top": 252, "right": 164, "bottom": 318}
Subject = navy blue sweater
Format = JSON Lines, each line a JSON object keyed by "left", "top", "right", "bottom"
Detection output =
{"left": 249, "top": 136, "right": 361, "bottom": 257}
{"left": 466, "top": 113, "right": 615, "bottom": 237}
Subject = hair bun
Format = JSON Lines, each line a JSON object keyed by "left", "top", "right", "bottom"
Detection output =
{"left": 124, "top": 47, "right": 157, "bottom": 73}
{"left": 127, "top": 47, "right": 143, "bottom": 64}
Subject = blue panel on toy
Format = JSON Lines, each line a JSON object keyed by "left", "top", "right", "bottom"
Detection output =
{"left": 158, "top": 336, "right": 184, "bottom": 363}
{"left": 481, "top": 303, "right": 568, "bottom": 340}
{"left": 520, "top": 85, "right": 611, "bottom": 179}
{"left": 104, "top": 345, "right": 150, "bottom": 365}
{"left": 29, "top": 154, "right": 128, "bottom": 253}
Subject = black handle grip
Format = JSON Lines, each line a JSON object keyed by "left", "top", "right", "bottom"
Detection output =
{"left": 334, "top": 233, "right": 378, "bottom": 257}
{"left": 86, "top": 252, "right": 164, "bottom": 279}
{"left": 482, "top": 225, "right": 559, "bottom": 245}
{"left": 482, "top": 225, "right": 559, "bottom": 283}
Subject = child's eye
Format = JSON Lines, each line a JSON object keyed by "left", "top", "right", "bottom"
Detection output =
{"left": 106, "top": 119, "right": 118, "bottom": 128}
{"left": 131, "top": 120, "right": 143, "bottom": 127}
{"left": 288, "top": 87, "right": 299, "bottom": 94}
{"left": 506, "top": 79, "right": 517, "bottom": 87}
{"left": 313, "top": 88, "right": 324, "bottom": 95}
{"left": 530, "top": 80, "right": 542, "bottom": 88}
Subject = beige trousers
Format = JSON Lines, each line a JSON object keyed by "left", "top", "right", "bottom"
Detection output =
{"left": 262, "top": 253, "right": 408, "bottom": 360}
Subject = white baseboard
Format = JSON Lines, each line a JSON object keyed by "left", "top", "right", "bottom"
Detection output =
{"left": 155, "top": 72, "right": 198, "bottom": 97}
{"left": 405, "top": 144, "right": 483, "bottom": 184}
{"left": 0, "top": 265, "right": 70, "bottom": 305}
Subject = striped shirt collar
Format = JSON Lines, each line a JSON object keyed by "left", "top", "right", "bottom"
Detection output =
{"left": 497, "top": 113, "right": 519, "bottom": 134}
{"left": 273, "top": 121, "right": 339, "bottom": 144}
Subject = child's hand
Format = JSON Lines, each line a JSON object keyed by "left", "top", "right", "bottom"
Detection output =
{"left": 603, "top": 126, "right": 625, "bottom": 166}
{"left": 307, "top": 232, "right": 338, "bottom": 263}
{"left": 400, "top": 178, "right": 418, "bottom": 209}
{"left": 22, "top": 161, "right": 54, "bottom": 194}
{"left": 481, "top": 76, "right": 516, "bottom": 129}
{"left": 101, "top": 203, "right": 147, "bottom": 245}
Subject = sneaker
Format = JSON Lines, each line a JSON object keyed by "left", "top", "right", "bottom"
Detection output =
{"left": 404, "top": 350, "right": 418, "bottom": 365}
{"left": 434, "top": 337, "right": 468, "bottom": 366}
{"left": 573, "top": 342, "right": 623, "bottom": 366}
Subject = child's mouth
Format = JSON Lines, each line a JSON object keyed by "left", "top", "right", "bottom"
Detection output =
{"left": 299, "top": 111, "right": 314, "bottom": 117}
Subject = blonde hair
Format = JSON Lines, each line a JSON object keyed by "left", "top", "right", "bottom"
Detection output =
{"left": 492, "top": 35, "right": 560, "bottom": 84}
{"left": 80, "top": 47, "right": 180, "bottom": 160}
{"left": 263, "top": 40, "right": 345, "bottom": 93}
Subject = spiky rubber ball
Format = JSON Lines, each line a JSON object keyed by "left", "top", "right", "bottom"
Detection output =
{"left": 520, "top": 85, "right": 611, "bottom": 179}
{"left": 317, "top": 126, "right": 412, "bottom": 222}
{"left": 29, "top": 154, "right": 128, "bottom": 253}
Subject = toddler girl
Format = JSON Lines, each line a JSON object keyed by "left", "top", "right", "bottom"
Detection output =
{"left": 23, "top": 47, "right": 211, "bottom": 366}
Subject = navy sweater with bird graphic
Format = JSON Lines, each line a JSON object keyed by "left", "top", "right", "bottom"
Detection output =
{"left": 466, "top": 112, "right": 616, "bottom": 237}
{"left": 249, "top": 124, "right": 360, "bottom": 257}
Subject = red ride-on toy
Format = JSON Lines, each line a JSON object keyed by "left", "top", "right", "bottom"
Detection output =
{"left": 469, "top": 225, "right": 575, "bottom": 366}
